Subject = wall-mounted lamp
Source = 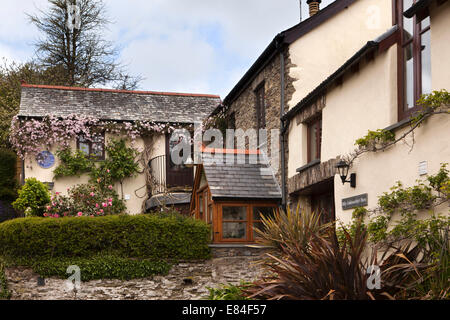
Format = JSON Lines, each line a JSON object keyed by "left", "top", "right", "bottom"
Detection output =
{"left": 336, "top": 160, "right": 356, "bottom": 188}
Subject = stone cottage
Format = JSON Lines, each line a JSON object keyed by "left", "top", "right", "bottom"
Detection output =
{"left": 15, "top": 83, "right": 221, "bottom": 214}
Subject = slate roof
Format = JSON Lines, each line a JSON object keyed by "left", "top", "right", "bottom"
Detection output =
{"left": 145, "top": 192, "right": 191, "bottom": 211}
{"left": 18, "top": 84, "right": 221, "bottom": 124}
{"left": 201, "top": 153, "right": 282, "bottom": 200}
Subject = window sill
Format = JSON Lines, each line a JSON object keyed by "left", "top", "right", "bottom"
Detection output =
{"left": 296, "top": 159, "right": 320, "bottom": 173}
{"left": 208, "top": 244, "right": 272, "bottom": 248}
{"left": 383, "top": 117, "right": 411, "bottom": 132}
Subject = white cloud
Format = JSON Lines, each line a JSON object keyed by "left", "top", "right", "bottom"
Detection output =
{"left": 0, "top": 0, "right": 337, "bottom": 97}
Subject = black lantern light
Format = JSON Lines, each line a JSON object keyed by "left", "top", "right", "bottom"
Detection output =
{"left": 336, "top": 160, "right": 356, "bottom": 188}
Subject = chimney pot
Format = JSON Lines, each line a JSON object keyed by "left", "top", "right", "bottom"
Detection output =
{"left": 307, "top": 0, "right": 321, "bottom": 17}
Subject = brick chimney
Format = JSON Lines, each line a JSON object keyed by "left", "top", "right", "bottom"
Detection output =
{"left": 307, "top": 0, "right": 321, "bottom": 17}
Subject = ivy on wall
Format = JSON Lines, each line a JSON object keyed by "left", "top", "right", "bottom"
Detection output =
{"left": 337, "top": 163, "right": 450, "bottom": 246}
{"left": 53, "top": 138, "right": 141, "bottom": 200}
{"left": 337, "top": 90, "right": 450, "bottom": 254}
{"left": 344, "top": 89, "right": 450, "bottom": 166}
{"left": 53, "top": 149, "right": 94, "bottom": 178}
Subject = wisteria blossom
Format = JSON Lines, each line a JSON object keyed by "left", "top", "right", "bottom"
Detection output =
{"left": 9, "top": 114, "right": 187, "bottom": 159}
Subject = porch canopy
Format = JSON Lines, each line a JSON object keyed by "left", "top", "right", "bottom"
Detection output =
{"left": 191, "top": 150, "right": 282, "bottom": 243}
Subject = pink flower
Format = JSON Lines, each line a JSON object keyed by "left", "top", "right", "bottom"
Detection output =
{"left": 46, "top": 206, "right": 51, "bottom": 210}
{"left": 108, "top": 185, "right": 113, "bottom": 190}
{"left": 95, "top": 203, "right": 99, "bottom": 208}
{"left": 54, "top": 214, "right": 59, "bottom": 218}
{"left": 77, "top": 212, "right": 83, "bottom": 217}
{"left": 90, "top": 192, "right": 95, "bottom": 197}
{"left": 102, "top": 203, "right": 107, "bottom": 208}
{"left": 43, "top": 213, "right": 48, "bottom": 217}
{"left": 106, "top": 169, "right": 110, "bottom": 173}
{"left": 55, "top": 192, "right": 60, "bottom": 195}
{"left": 100, "top": 209, "right": 104, "bottom": 213}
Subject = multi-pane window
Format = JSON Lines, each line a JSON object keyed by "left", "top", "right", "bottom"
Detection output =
{"left": 255, "top": 84, "right": 266, "bottom": 129}
{"left": 77, "top": 133, "right": 105, "bottom": 160}
{"left": 398, "top": 0, "right": 432, "bottom": 120}
{"left": 307, "top": 117, "right": 322, "bottom": 163}
{"left": 222, "top": 206, "right": 247, "bottom": 240}
{"left": 219, "top": 204, "right": 276, "bottom": 242}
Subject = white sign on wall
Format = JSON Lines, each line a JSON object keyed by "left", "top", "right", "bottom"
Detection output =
{"left": 419, "top": 161, "right": 428, "bottom": 176}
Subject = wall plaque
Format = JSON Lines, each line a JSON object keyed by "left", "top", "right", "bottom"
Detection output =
{"left": 36, "top": 151, "right": 55, "bottom": 169}
{"left": 342, "top": 193, "right": 368, "bottom": 210}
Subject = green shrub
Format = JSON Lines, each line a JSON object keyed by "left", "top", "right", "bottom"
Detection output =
{"left": 12, "top": 178, "right": 50, "bottom": 216}
{"left": 206, "top": 282, "right": 252, "bottom": 300}
{"left": 0, "top": 149, "right": 17, "bottom": 202}
{"left": 255, "top": 204, "right": 331, "bottom": 250}
{"left": 0, "top": 214, "right": 211, "bottom": 261}
{"left": 31, "top": 255, "right": 171, "bottom": 281}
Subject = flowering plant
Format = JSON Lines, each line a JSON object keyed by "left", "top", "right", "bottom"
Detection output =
{"left": 9, "top": 114, "right": 181, "bottom": 159}
{"left": 44, "top": 184, "right": 126, "bottom": 218}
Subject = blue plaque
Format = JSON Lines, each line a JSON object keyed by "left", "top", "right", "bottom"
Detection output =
{"left": 36, "top": 151, "right": 55, "bottom": 169}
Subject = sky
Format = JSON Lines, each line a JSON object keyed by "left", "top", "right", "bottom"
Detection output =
{"left": 0, "top": 0, "right": 335, "bottom": 98}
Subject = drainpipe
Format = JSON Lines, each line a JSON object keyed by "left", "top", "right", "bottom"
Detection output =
{"left": 279, "top": 49, "right": 287, "bottom": 211}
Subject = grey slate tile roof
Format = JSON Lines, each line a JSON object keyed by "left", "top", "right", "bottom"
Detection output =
{"left": 145, "top": 192, "right": 192, "bottom": 210}
{"left": 201, "top": 153, "right": 282, "bottom": 200}
{"left": 18, "top": 85, "right": 221, "bottom": 123}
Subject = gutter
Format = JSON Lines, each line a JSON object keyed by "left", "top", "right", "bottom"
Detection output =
{"left": 279, "top": 45, "right": 287, "bottom": 210}
{"left": 403, "top": 0, "right": 433, "bottom": 18}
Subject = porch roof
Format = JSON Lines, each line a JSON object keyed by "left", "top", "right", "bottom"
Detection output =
{"left": 201, "top": 153, "right": 282, "bottom": 201}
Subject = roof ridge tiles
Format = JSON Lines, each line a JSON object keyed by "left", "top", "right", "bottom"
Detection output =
{"left": 21, "top": 83, "right": 221, "bottom": 99}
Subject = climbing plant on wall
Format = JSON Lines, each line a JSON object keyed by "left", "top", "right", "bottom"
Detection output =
{"left": 342, "top": 89, "right": 450, "bottom": 166}
{"left": 9, "top": 114, "right": 184, "bottom": 159}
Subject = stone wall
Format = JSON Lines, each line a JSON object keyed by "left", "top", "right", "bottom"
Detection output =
{"left": 226, "top": 49, "right": 296, "bottom": 186}
{"left": 5, "top": 247, "right": 271, "bottom": 300}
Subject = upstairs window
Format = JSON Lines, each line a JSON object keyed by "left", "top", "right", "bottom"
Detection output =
{"left": 77, "top": 133, "right": 105, "bottom": 160}
{"left": 307, "top": 117, "right": 322, "bottom": 163}
{"left": 397, "top": 0, "right": 431, "bottom": 121}
{"left": 255, "top": 83, "right": 266, "bottom": 129}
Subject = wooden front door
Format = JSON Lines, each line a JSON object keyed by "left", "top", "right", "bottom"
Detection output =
{"left": 165, "top": 134, "right": 193, "bottom": 189}
{"left": 311, "top": 191, "right": 335, "bottom": 224}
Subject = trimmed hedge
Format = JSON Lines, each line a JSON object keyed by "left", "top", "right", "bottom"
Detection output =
{"left": 31, "top": 255, "right": 171, "bottom": 281}
{"left": 0, "top": 215, "right": 211, "bottom": 261}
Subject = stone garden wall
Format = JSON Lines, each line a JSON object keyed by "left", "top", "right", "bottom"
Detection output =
{"left": 5, "top": 247, "right": 270, "bottom": 300}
